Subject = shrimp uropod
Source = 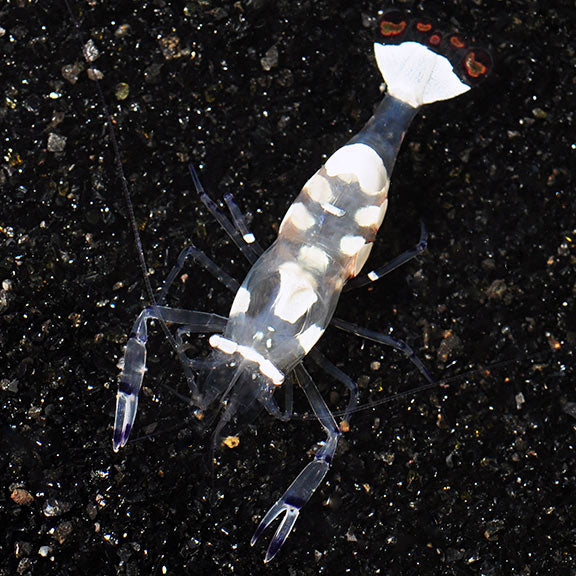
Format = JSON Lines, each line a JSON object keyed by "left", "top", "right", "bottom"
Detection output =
{"left": 110, "top": 11, "right": 491, "bottom": 563}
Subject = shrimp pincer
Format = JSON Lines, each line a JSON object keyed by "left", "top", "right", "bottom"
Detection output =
{"left": 113, "top": 12, "right": 490, "bottom": 562}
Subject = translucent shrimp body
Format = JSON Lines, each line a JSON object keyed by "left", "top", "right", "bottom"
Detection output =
{"left": 113, "top": 12, "right": 490, "bottom": 563}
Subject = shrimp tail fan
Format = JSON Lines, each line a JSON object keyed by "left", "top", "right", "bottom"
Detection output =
{"left": 374, "top": 11, "right": 492, "bottom": 107}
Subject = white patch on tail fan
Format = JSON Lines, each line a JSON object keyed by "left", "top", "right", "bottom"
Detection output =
{"left": 374, "top": 41, "right": 470, "bottom": 107}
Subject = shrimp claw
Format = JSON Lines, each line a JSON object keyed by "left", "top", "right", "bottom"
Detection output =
{"left": 251, "top": 457, "right": 332, "bottom": 562}
{"left": 113, "top": 306, "right": 228, "bottom": 451}
{"left": 113, "top": 325, "right": 147, "bottom": 452}
{"left": 252, "top": 364, "right": 340, "bottom": 562}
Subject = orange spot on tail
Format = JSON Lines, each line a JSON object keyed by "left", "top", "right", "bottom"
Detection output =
{"left": 450, "top": 35, "right": 467, "bottom": 49}
{"left": 464, "top": 51, "right": 488, "bottom": 78}
{"left": 380, "top": 19, "right": 407, "bottom": 37}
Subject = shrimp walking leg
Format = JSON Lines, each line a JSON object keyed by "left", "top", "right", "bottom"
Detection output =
{"left": 223, "top": 192, "right": 265, "bottom": 257}
{"left": 158, "top": 244, "right": 240, "bottom": 305}
{"left": 259, "top": 374, "right": 295, "bottom": 422}
{"left": 308, "top": 349, "right": 359, "bottom": 422}
{"left": 113, "top": 307, "right": 228, "bottom": 451}
{"left": 344, "top": 221, "right": 428, "bottom": 292}
{"left": 251, "top": 363, "right": 341, "bottom": 562}
{"left": 330, "top": 317, "right": 435, "bottom": 384}
{"left": 171, "top": 325, "right": 226, "bottom": 395}
{"left": 189, "top": 166, "right": 261, "bottom": 264}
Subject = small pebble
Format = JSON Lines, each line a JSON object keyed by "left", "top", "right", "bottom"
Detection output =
{"left": 47, "top": 133, "right": 67, "bottom": 152}
{"left": 261, "top": 45, "right": 279, "bottom": 71}
{"left": 38, "top": 546, "right": 51, "bottom": 558}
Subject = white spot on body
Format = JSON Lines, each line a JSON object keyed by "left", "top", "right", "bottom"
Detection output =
{"left": 303, "top": 173, "right": 334, "bottom": 203}
{"left": 274, "top": 263, "right": 318, "bottom": 323}
{"left": 243, "top": 232, "right": 256, "bottom": 244}
{"left": 298, "top": 245, "right": 330, "bottom": 273}
{"left": 297, "top": 324, "right": 324, "bottom": 354}
{"left": 321, "top": 202, "right": 346, "bottom": 217}
{"left": 367, "top": 270, "right": 380, "bottom": 282}
{"left": 280, "top": 202, "right": 316, "bottom": 232}
{"left": 209, "top": 334, "right": 238, "bottom": 355}
{"left": 229, "top": 286, "right": 251, "bottom": 316}
{"left": 208, "top": 335, "right": 285, "bottom": 385}
{"left": 325, "top": 143, "right": 388, "bottom": 195}
{"left": 340, "top": 235, "right": 366, "bottom": 256}
{"left": 238, "top": 345, "right": 260, "bottom": 364}
{"left": 259, "top": 359, "right": 285, "bottom": 385}
{"left": 237, "top": 346, "right": 284, "bottom": 385}
{"left": 354, "top": 242, "right": 374, "bottom": 276}
{"left": 354, "top": 203, "right": 388, "bottom": 228}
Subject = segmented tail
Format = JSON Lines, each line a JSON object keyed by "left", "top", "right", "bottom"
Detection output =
{"left": 374, "top": 11, "right": 491, "bottom": 108}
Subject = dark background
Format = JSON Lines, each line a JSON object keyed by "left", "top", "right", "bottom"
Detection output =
{"left": 1, "top": 0, "right": 574, "bottom": 574}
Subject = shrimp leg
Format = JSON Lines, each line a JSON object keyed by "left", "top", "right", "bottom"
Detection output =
{"left": 330, "top": 317, "right": 435, "bottom": 384}
{"left": 158, "top": 243, "right": 240, "bottom": 305}
{"left": 251, "top": 363, "right": 340, "bottom": 562}
{"left": 308, "top": 349, "right": 359, "bottom": 422}
{"left": 189, "top": 166, "right": 262, "bottom": 264}
{"left": 223, "top": 192, "right": 265, "bottom": 256}
{"left": 344, "top": 221, "right": 428, "bottom": 292}
{"left": 259, "top": 383, "right": 294, "bottom": 422}
{"left": 113, "top": 306, "right": 228, "bottom": 451}
{"left": 115, "top": 176, "right": 263, "bottom": 451}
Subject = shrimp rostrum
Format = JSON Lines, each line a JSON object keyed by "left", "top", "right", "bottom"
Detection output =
{"left": 113, "top": 12, "right": 490, "bottom": 562}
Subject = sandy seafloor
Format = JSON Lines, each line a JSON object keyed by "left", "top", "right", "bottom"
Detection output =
{"left": 1, "top": 0, "right": 574, "bottom": 574}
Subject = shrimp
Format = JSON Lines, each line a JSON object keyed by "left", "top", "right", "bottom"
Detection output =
{"left": 111, "top": 11, "right": 491, "bottom": 563}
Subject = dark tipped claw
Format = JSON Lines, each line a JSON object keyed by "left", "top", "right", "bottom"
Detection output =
{"left": 417, "top": 219, "right": 428, "bottom": 251}
{"left": 251, "top": 501, "right": 300, "bottom": 563}
{"left": 113, "top": 326, "right": 147, "bottom": 452}
{"left": 112, "top": 390, "right": 138, "bottom": 452}
{"left": 251, "top": 459, "right": 331, "bottom": 562}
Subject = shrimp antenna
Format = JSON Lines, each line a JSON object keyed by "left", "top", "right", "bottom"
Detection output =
{"left": 64, "top": 0, "right": 180, "bottom": 356}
